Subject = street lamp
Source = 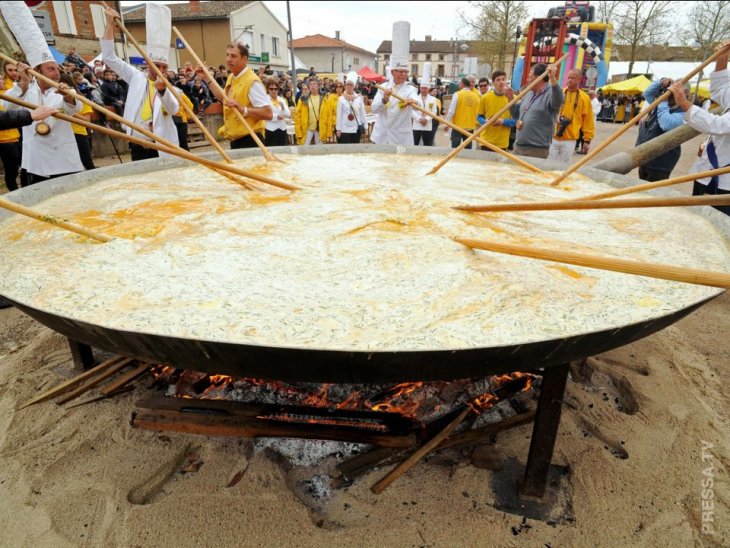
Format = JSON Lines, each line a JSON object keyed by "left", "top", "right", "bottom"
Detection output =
{"left": 452, "top": 40, "right": 468, "bottom": 78}
{"left": 331, "top": 52, "right": 335, "bottom": 72}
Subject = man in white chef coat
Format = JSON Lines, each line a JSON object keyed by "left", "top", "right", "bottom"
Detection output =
{"left": 101, "top": 4, "right": 179, "bottom": 161}
{"left": 0, "top": 1, "right": 83, "bottom": 185}
{"left": 370, "top": 63, "right": 418, "bottom": 146}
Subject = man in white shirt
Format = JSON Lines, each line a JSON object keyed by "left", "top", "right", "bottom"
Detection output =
{"left": 101, "top": 5, "right": 179, "bottom": 161}
{"left": 371, "top": 64, "right": 417, "bottom": 146}
{"left": 0, "top": 1, "right": 83, "bottom": 184}
{"left": 590, "top": 91, "right": 601, "bottom": 121}
{"left": 412, "top": 81, "right": 438, "bottom": 146}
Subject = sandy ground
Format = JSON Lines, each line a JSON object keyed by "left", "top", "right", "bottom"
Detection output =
{"left": 0, "top": 123, "right": 727, "bottom": 547}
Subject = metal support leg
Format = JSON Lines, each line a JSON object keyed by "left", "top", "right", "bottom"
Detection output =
{"left": 521, "top": 362, "right": 569, "bottom": 498}
{"left": 68, "top": 338, "right": 95, "bottom": 371}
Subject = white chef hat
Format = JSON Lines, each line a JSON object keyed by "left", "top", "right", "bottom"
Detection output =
{"left": 145, "top": 2, "right": 171, "bottom": 65}
{"left": 0, "top": 1, "right": 55, "bottom": 69}
{"left": 391, "top": 21, "right": 410, "bottom": 71}
{"left": 346, "top": 71, "right": 358, "bottom": 85}
{"left": 420, "top": 62, "right": 432, "bottom": 87}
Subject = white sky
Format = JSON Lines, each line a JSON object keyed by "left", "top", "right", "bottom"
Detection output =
{"left": 120, "top": 1, "right": 691, "bottom": 60}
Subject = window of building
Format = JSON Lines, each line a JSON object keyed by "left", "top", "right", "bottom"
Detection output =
{"left": 411, "top": 64, "right": 418, "bottom": 74}
{"left": 437, "top": 64, "right": 445, "bottom": 76}
{"left": 260, "top": 33, "right": 266, "bottom": 54}
{"left": 353, "top": 57, "right": 359, "bottom": 66}
{"left": 425, "top": 53, "right": 431, "bottom": 61}
{"left": 438, "top": 53, "right": 445, "bottom": 61}
{"left": 90, "top": 3, "right": 105, "bottom": 38}
{"left": 272, "top": 36, "right": 280, "bottom": 57}
{"left": 411, "top": 53, "right": 417, "bottom": 60}
{"left": 384, "top": 54, "right": 390, "bottom": 62}
{"left": 239, "top": 30, "right": 254, "bottom": 51}
{"left": 52, "top": 0, "right": 77, "bottom": 34}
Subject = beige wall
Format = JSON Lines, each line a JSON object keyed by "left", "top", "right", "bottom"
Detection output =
{"left": 296, "top": 48, "right": 375, "bottom": 73}
{"left": 230, "top": 2, "right": 289, "bottom": 71}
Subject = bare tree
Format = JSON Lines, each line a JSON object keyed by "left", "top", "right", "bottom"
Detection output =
{"left": 595, "top": 0, "right": 623, "bottom": 23}
{"left": 611, "top": 0, "right": 673, "bottom": 76}
{"left": 458, "top": 0, "right": 530, "bottom": 73}
{"left": 683, "top": 0, "right": 730, "bottom": 90}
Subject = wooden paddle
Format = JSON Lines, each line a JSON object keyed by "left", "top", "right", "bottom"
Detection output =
{"left": 454, "top": 193, "right": 730, "bottom": 212}
{"left": 575, "top": 166, "right": 730, "bottom": 201}
{"left": 454, "top": 237, "right": 730, "bottom": 289}
{"left": 0, "top": 195, "right": 113, "bottom": 243}
{"left": 99, "top": 2, "right": 237, "bottom": 167}
{"left": 548, "top": 42, "right": 730, "bottom": 187}
{"left": 173, "top": 26, "right": 280, "bottom": 163}
{"left": 374, "top": 84, "right": 543, "bottom": 174}
{"left": 0, "top": 92, "right": 299, "bottom": 191}
{"left": 427, "top": 53, "right": 569, "bottom": 175}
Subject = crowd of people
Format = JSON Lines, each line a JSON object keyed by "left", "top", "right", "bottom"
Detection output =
{"left": 0, "top": 1, "right": 727, "bottom": 218}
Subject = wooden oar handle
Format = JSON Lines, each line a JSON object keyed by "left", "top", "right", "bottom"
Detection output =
{"left": 454, "top": 237, "right": 730, "bottom": 289}
{"left": 578, "top": 165, "right": 730, "bottom": 201}
{"left": 455, "top": 193, "right": 730, "bottom": 212}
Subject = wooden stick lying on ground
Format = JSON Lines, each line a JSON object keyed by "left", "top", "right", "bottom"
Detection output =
{"left": 374, "top": 84, "right": 542, "bottom": 174}
{"left": 454, "top": 237, "right": 730, "bottom": 289}
{"left": 548, "top": 42, "right": 730, "bottom": 187}
{"left": 455, "top": 193, "right": 730, "bottom": 212}
{"left": 19, "top": 356, "right": 126, "bottom": 409}
{"left": 427, "top": 53, "right": 569, "bottom": 175}
{"left": 0, "top": 92, "right": 299, "bottom": 191}
{"left": 575, "top": 166, "right": 730, "bottom": 201}
{"left": 0, "top": 194, "right": 113, "bottom": 243}
{"left": 173, "top": 26, "right": 280, "bottom": 163}
{"left": 0, "top": 52, "right": 251, "bottom": 190}
{"left": 371, "top": 406, "right": 471, "bottom": 494}
{"left": 99, "top": 2, "right": 237, "bottom": 167}
{"left": 100, "top": 362, "right": 150, "bottom": 396}
{"left": 56, "top": 358, "right": 136, "bottom": 405}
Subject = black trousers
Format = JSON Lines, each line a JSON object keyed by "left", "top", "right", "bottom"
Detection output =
{"left": 638, "top": 166, "right": 672, "bottom": 182}
{"left": 450, "top": 130, "right": 472, "bottom": 149}
{"left": 339, "top": 131, "right": 360, "bottom": 144}
{"left": 130, "top": 143, "right": 159, "bottom": 161}
{"left": 74, "top": 134, "right": 95, "bottom": 170}
{"left": 264, "top": 128, "right": 288, "bottom": 147}
{"left": 0, "top": 140, "right": 21, "bottom": 191}
{"left": 693, "top": 181, "right": 730, "bottom": 216}
{"left": 231, "top": 133, "right": 265, "bottom": 149}
{"left": 430, "top": 121, "right": 439, "bottom": 145}
{"left": 413, "top": 130, "right": 434, "bottom": 146}
{"left": 27, "top": 171, "right": 78, "bottom": 186}
{"left": 175, "top": 122, "right": 189, "bottom": 151}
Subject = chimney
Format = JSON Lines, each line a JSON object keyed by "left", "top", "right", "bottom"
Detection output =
{"left": 425, "top": 35, "right": 432, "bottom": 41}
{"left": 335, "top": 30, "right": 340, "bottom": 40}
{"left": 190, "top": 0, "right": 201, "bottom": 13}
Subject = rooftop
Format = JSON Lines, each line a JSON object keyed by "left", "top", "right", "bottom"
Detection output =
{"left": 292, "top": 34, "right": 375, "bottom": 57}
{"left": 123, "top": 1, "right": 251, "bottom": 22}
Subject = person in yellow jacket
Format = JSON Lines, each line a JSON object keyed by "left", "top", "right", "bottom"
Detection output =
{"left": 444, "top": 77, "right": 480, "bottom": 148}
{"left": 172, "top": 88, "right": 194, "bottom": 151}
{"left": 547, "top": 68, "right": 595, "bottom": 164}
{"left": 294, "top": 78, "right": 328, "bottom": 145}
{"left": 197, "top": 42, "right": 272, "bottom": 149}
{"left": 323, "top": 80, "right": 343, "bottom": 142}
{"left": 0, "top": 61, "right": 22, "bottom": 190}
{"left": 476, "top": 70, "right": 516, "bottom": 151}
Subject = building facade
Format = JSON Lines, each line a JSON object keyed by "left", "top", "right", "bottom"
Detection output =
{"left": 124, "top": 0, "right": 290, "bottom": 73}
{"left": 291, "top": 33, "right": 375, "bottom": 73}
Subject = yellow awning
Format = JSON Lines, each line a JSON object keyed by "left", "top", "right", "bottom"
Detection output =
{"left": 600, "top": 75, "right": 653, "bottom": 96}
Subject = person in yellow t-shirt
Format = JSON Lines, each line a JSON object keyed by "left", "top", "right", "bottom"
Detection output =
{"left": 0, "top": 60, "right": 22, "bottom": 190}
{"left": 476, "top": 70, "right": 516, "bottom": 151}
{"left": 547, "top": 68, "right": 595, "bottom": 165}
{"left": 60, "top": 73, "right": 95, "bottom": 170}
{"left": 173, "top": 88, "right": 194, "bottom": 151}
{"left": 324, "top": 80, "right": 343, "bottom": 142}
{"left": 444, "top": 77, "right": 480, "bottom": 148}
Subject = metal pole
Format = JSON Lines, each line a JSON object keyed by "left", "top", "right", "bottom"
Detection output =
{"left": 286, "top": 0, "right": 297, "bottom": 83}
